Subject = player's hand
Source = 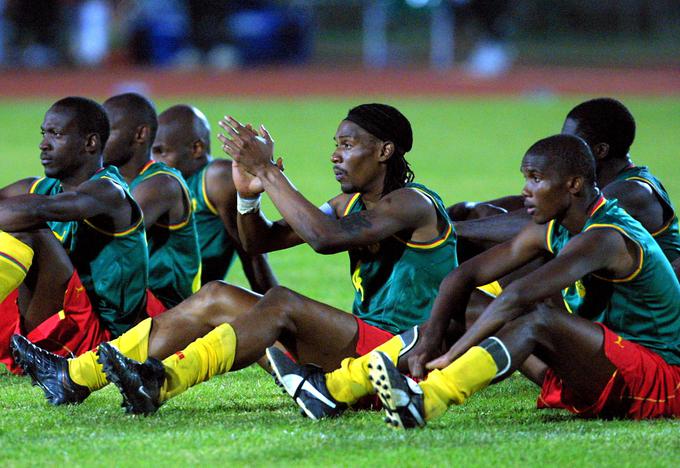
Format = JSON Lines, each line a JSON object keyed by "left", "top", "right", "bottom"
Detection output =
{"left": 232, "top": 160, "right": 264, "bottom": 197}
{"left": 407, "top": 326, "right": 446, "bottom": 379}
{"left": 218, "top": 117, "right": 276, "bottom": 176}
{"left": 425, "top": 347, "right": 458, "bottom": 371}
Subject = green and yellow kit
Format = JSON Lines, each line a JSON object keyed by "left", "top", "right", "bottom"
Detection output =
{"left": 343, "top": 182, "right": 458, "bottom": 334}
{"left": 547, "top": 196, "right": 680, "bottom": 365}
{"left": 613, "top": 164, "right": 680, "bottom": 262}
{"left": 185, "top": 161, "right": 235, "bottom": 283}
{"left": 30, "top": 165, "right": 148, "bottom": 337}
{"left": 131, "top": 161, "right": 201, "bottom": 307}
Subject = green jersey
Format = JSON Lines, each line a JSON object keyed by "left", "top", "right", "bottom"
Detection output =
{"left": 613, "top": 165, "right": 680, "bottom": 262}
{"left": 547, "top": 197, "right": 680, "bottom": 365}
{"left": 185, "top": 162, "right": 236, "bottom": 283}
{"left": 130, "top": 161, "right": 201, "bottom": 308}
{"left": 344, "top": 183, "right": 458, "bottom": 334}
{"left": 29, "top": 165, "right": 148, "bottom": 337}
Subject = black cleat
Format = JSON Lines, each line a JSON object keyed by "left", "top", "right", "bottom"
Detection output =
{"left": 266, "top": 346, "right": 346, "bottom": 420}
{"left": 368, "top": 351, "right": 425, "bottom": 429}
{"left": 10, "top": 334, "right": 90, "bottom": 405}
{"left": 97, "top": 342, "right": 165, "bottom": 415}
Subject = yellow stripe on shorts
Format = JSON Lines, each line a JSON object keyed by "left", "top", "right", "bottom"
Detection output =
{"left": 477, "top": 281, "right": 503, "bottom": 298}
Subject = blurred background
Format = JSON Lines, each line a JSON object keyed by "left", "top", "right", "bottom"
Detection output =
{"left": 0, "top": 0, "right": 678, "bottom": 76}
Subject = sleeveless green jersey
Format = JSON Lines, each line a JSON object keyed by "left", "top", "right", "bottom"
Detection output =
{"left": 613, "top": 165, "right": 680, "bottom": 262}
{"left": 547, "top": 197, "right": 680, "bottom": 365}
{"left": 344, "top": 183, "right": 458, "bottom": 334}
{"left": 29, "top": 165, "right": 148, "bottom": 337}
{"left": 185, "top": 162, "right": 236, "bottom": 283}
{"left": 130, "top": 161, "right": 201, "bottom": 307}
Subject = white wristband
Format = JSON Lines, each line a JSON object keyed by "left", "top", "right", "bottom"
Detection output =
{"left": 237, "top": 193, "right": 261, "bottom": 214}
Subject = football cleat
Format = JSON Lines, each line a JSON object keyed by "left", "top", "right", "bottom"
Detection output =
{"left": 368, "top": 351, "right": 425, "bottom": 429}
{"left": 266, "top": 346, "right": 346, "bottom": 420}
{"left": 10, "top": 334, "right": 90, "bottom": 405}
{"left": 97, "top": 342, "right": 165, "bottom": 415}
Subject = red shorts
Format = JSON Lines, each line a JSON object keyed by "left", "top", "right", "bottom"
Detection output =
{"left": 145, "top": 289, "right": 168, "bottom": 318}
{"left": 354, "top": 316, "right": 395, "bottom": 356}
{"left": 0, "top": 271, "right": 111, "bottom": 374}
{"left": 537, "top": 323, "right": 680, "bottom": 419}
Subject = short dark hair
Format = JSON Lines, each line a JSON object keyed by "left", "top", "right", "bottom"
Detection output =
{"left": 104, "top": 92, "right": 158, "bottom": 143}
{"left": 50, "top": 96, "right": 110, "bottom": 149}
{"left": 526, "top": 134, "right": 596, "bottom": 186}
{"left": 565, "top": 98, "right": 636, "bottom": 159}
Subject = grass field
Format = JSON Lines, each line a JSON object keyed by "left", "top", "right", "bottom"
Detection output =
{"left": 1, "top": 97, "right": 679, "bottom": 466}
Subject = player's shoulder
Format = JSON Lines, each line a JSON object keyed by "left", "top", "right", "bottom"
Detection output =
{"left": 603, "top": 178, "right": 655, "bottom": 206}
{"left": 206, "top": 158, "right": 233, "bottom": 175}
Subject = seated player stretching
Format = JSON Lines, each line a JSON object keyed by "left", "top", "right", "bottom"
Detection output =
{"left": 102, "top": 93, "right": 201, "bottom": 311}
{"left": 152, "top": 104, "right": 276, "bottom": 291}
{"left": 268, "top": 133, "right": 680, "bottom": 425}
{"left": 0, "top": 97, "right": 148, "bottom": 374}
{"left": 12, "top": 103, "right": 458, "bottom": 415}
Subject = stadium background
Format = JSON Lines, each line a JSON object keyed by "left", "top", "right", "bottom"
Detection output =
{"left": 1, "top": 1, "right": 679, "bottom": 466}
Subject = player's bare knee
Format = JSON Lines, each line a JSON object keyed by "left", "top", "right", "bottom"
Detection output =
{"left": 521, "top": 305, "right": 558, "bottom": 342}
{"left": 259, "top": 286, "right": 302, "bottom": 324}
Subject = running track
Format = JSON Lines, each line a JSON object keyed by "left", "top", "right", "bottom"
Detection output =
{"left": 0, "top": 66, "right": 677, "bottom": 97}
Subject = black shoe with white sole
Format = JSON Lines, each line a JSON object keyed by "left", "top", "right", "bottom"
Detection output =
{"left": 368, "top": 350, "right": 425, "bottom": 429}
{"left": 266, "top": 346, "right": 346, "bottom": 420}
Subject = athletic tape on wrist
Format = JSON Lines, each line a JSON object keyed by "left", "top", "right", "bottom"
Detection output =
{"left": 237, "top": 193, "right": 261, "bottom": 214}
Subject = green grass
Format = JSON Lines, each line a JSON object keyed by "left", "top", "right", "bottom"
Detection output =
{"left": 1, "top": 97, "right": 679, "bottom": 466}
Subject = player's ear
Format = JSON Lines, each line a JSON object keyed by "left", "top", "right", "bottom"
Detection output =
{"left": 379, "top": 141, "right": 395, "bottom": 162}
{"left": 567, "top": 175, "right": 584, "bottom": 193}
{"left": 592, "top": 142, "right": 609, "bottom": 160}
{"left": 85, "top": 132, "right": 100, "bottom": 154}
{"left": 136, "top": 125, "right": 150, "bottom": 143}
{"left": 191, "top": 139, "right": 205, "bottom": 159}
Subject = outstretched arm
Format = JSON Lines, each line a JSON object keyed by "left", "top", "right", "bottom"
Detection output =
{"left": 220, "top": 117, "right": 436, "bottom": 254}
{"left": 0, "top": 177, "right": 128, "bottom": 231}
{"left": 454, "top": 209, "right": 532, "bottom": 245}
{"left": 426, "top": 228, "right": 632, "bottom": 372}
{"left": 447, "top": 195, "right": 525, "bottom": 221}
{"left": 0, "top": 177, "right": 38, "bottom": 200}
{"left": 408, "top": 221, "right": 547, "bottom": 377}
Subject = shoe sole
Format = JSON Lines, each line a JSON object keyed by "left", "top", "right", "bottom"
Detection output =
{"left": 265, "top": 347, "right": 318, "bottom": 421}
{"left": 368, "top": 351, "right": 425, "bottom": 430}
{"left": 98, "top": 344, "right": 156, "bottom": 415}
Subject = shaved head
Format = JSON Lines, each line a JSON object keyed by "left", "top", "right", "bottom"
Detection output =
{"left": 153, "top": 104, "right": 213, "bottom": 177}
{"left": 158, "top": 105, "right": 211, "bottom": 152}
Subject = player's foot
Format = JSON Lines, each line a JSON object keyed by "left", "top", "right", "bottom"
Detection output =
{"left": 97, "top": 342, "right": 165, "bottom": 415}
{"left": 368, "top": 351, "right": 425, "bottom": 429}
{"left": 10, "top": 334, "right": 90, "bottom": 405}
{"left": 266, "top": 346, "right": 346, "bottom": 420}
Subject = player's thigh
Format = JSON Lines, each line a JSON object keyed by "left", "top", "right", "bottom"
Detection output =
{"left": 529, "top": 306, "right": 615, "bottom": 400}
{"left": 263, "top": 286, "right": 359, "bottom": 369}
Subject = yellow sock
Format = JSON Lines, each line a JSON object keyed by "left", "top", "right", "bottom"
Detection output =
{"left": 420, "top": 346, "right": 497, "bottom": 420}
{"left": 0, "top": 231, "right": 33, "bottom": 301}
{"left": 326, "top": 335, "right": 404, "bottom": 405}
{"left": 69, "top": 318, "right": 153, "bottom": 391}
{"left": 159, "top": 323, "right": 236, "bottom": 402}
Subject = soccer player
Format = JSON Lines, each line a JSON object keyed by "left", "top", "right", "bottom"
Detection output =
{"left": 0, "top": 97, "right": 148, "bottom": 374}
{"left": 151, "top": 104, "right": 276, "bottom": 292}
{"left": 102, "top": 93, "right": 201, "bottom": 312}
{"left": 269, "top": 134, "right": 680, "bottom": 426}
{"left": 453, "top": 98, "right": 680, "bottom": 266}
{"left": 11, "top": 103, "right": 458, "bottom": 414}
